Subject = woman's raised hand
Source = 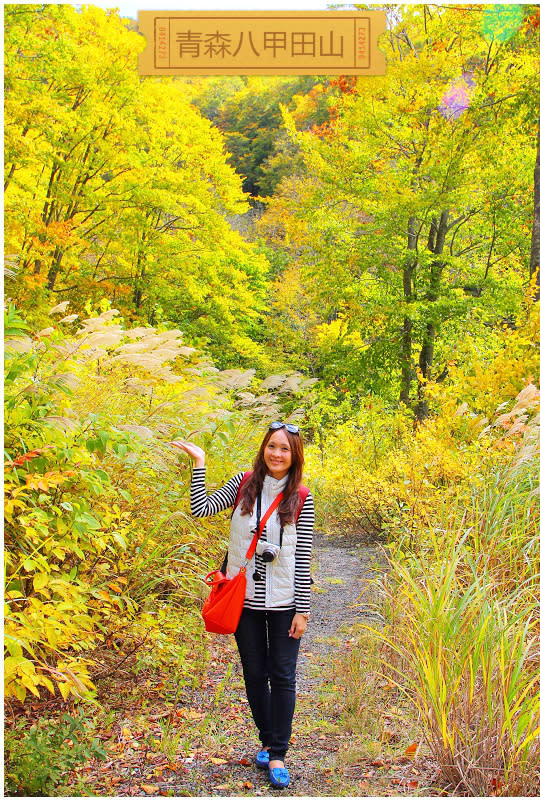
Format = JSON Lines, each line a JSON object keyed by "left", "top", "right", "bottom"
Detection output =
{"left": 170, "top": 440, "right": 205, "bottom": 468}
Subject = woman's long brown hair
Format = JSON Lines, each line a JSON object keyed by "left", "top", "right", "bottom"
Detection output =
{"left": 239, "top": 428, "right": 304, "bottom": 525}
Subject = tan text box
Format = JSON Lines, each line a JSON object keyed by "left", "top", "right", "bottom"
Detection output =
{"left": 138, "top": 11, "right": 386, "bottom": 76}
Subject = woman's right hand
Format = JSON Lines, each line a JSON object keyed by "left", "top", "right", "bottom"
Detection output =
{"left": 170, "top": 440, "right": 205, "bottom": 468}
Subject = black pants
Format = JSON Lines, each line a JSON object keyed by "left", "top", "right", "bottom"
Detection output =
{"left": 234, "top": 607, "right": 301, "bottom": 762}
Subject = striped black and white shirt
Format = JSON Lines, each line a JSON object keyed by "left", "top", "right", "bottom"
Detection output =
{"left": 190, "top": 467, "right": 314, "bottom": 613}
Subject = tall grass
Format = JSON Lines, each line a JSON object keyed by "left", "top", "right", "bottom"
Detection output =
{"left": 375, "top": 452, "right": 540, "bottom": 795}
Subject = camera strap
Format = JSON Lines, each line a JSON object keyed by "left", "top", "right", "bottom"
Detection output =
{"left": 244, "top": 491, "right": 284, "bottom": 563}
{"left": 256, "top": 491, "right": 285, "bottom": 547}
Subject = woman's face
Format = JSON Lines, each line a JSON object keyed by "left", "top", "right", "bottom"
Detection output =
{"left": 264, "top": 428, "right": 293, "bottom": 480}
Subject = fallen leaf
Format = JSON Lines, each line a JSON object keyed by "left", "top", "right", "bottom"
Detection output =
{"left": 140, "top": 784, "right": 159, "bottom": 795}
{"left": 369, "top": 758, "right": 385, "bottom": 767}
{"left": 209, "top": 757, "right": 227, "bottom": 765}
{"left": 121, "top": 727, "right": 133, "bottom": 740}
{"left": 186, "top": 710, "right": 205, "bottom": 720}
{"left": 169, "top": 764, "right": 188, "bottom": 774}
{"left": 215, "top": 785, "right": 230, "bottom": 791}
{"left": 405, "top": 742, "right": 419, "bottom": 758}
{"left": 236, "top": 758, "right": 251, "bottom": 766}
{"left": 407, "top": 780, "right": 419, "bottom": 790}
{"left": 148, "top": 753, "right": 167, "bottom": 762}
{"left": 244, "top": 781, "right": 254, "bottom": 789}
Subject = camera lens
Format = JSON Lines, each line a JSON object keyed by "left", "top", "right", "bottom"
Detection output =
{"left": 262, "top": 550, "right": 275, "bottom": 562}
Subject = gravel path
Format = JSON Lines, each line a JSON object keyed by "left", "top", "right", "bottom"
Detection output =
{"left": 297, "top": 532, "right": 381, "bottom": 689}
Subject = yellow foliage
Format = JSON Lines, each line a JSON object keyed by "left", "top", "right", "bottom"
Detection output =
{"left": 306, "top": 308, "right": 539, "bottom": 541}
{"left": 4, "top": 303, "right": 302, "bottom": 702}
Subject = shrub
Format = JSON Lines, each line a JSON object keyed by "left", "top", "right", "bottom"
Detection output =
{"left": 4, "top": 708, "right": 106, "bottom": 796}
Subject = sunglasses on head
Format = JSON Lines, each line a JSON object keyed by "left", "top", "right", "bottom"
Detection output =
{"left": 269, "top": 421, "right": 300, "bottom": 434}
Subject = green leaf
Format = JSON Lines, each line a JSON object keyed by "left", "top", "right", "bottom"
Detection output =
{"left": 114, "top": 443, "right": 128, "bottom": 458}
{"left": 112, "top": 531, "right": 127, "bottom": 550}
{"left": 97, "top": 430, "right": 110, "bottom": 445}
{"left": 93, "top": 469, "right": 110, "bottom": 483}
{"left": 77, "top": 512, "right": 101, "bottom": 530}
{"left": 5, "top": 637, "right": 23, "bottom": 658}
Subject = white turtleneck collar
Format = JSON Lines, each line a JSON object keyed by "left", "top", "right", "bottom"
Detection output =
{"left": 263, "top": 472, "right": 289, "bottom": 494}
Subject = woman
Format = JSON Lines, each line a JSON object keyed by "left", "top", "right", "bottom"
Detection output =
{"left": 172, "top": 422, "right": 314, "bottom": 789}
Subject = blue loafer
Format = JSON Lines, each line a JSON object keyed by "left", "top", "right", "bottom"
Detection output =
{"left": 255, "top": 748, "right": 270, "bottom": 769}
{"left": 269, "top": 766, "right": 290, "bottom": 788}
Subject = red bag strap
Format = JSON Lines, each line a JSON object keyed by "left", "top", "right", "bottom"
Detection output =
{"left": 244, "top": 491, "right": 284, "bottom": 563}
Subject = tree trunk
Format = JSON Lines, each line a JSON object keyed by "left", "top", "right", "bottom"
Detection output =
{"left": 133, "top": 245, "right": 146, "bottom": 309}
{"left": 4, "top": 124, "right": 29, "bottom": 192}
{"left": 400, "top": 216, "right": 418, "bottom": 405}
{"left": 400, "top": 315, "right": 413, "bottom": 405}
{"left": 4, "top": 163, "right": 16, "bottom": 193}
{"left": 415, "top": 210, "right": 449, "bottom": 422}
{"left": 46, "top": 246, "right": 64, "bottom": 290}
{"left": 530, "top": 117, "right": 540, "bottom": 301}
{"left": 416, "top": 321, "right": 435, "bottom": 422}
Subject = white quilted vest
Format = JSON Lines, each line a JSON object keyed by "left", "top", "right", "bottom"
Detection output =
{"left": 226, "top": 473, "right": 297, "bottom": 608}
